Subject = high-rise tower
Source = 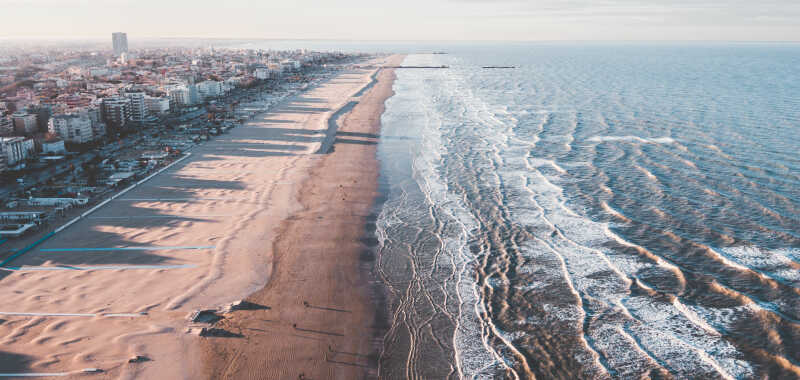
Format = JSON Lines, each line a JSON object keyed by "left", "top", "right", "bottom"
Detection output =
{"left": 112, "top": 32, "right": 128, "bottom": 56}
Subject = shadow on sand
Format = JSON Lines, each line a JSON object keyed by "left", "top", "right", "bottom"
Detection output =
{"left": 0, "top": 97, "right": 333, "bottom": 272}
{"left": 0, "top": 351, "right": 34, "bottom": 374}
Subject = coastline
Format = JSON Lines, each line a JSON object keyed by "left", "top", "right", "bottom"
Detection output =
{"left": 0, "top": 55, "right": 401, "bottom": 379}
{"left": 200, "top": 55, "right": 404, "bottom": 379}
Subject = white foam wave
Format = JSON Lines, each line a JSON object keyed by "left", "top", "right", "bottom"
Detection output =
{"left": 382, "top": 53, "right": 761, "bottom": 379}
{"left": 527, "top": 158, "right": 567, "bottom": 174}
{"left": 476, "top": 97, "right": 753, "bottom": 377}
{"left": 512, "top": 165, "right": 753, "bottom": 377}
{"left": 716, "top": 246, "right": 800, "bottom": 288}
{"left": 588, "top": 135, "right": 676, "bottom": 144}
{"left": 379, "top": 55, "right": 505, "bottom": 378}
{"left": 634, "top": 165, "right": 658, "bottom": 181}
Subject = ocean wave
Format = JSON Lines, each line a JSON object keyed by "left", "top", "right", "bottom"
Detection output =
{"left": 377, "top": 50, "right": 799, "bottom": 378}
{"left": 520, "top": 168, "right": 751, "bottom": 372}
{"left": 587, "top": 135, "right": 677, "bottom": 144}
{"left": 468, "top": 77, "right": 754, "bottom": 377}
{"left": 376, "top": 56, "right": 503, "bottom": 379}
{"left": 715, "top": 246, "right": 800, "bottom": 289}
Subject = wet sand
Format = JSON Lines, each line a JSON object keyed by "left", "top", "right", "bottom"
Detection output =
{"left": 0, "top": 55, "right": 402, "bottom": 379}
{"left": 201, "top": 56, "right": 403, "bottom": 379}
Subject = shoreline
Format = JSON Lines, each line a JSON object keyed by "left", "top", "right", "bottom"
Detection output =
{"left": 200, "top": 55, "right": 404, "bottom": 379}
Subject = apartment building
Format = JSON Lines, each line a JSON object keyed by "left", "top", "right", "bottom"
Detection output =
{"left": 49, "top": 114, "right": 95, "bottom": 144}
{"left": 0, "top": 136, "right": 34, "bottom": 168}
{"left": 12, "top": 112, "right": 38, "bottom": 135}
{"left": 101, "top": 96, "right": 130, "bottom": 133}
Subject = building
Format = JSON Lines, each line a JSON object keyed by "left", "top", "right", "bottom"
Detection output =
{"left": 82, "top": 106, "right": 101, "bottom": 126}
{"left": 101, "top": 96, "right": 130, "bottom": 134}
{"left": 80, "top": 107, "right": 106, "bottom": 140}
{"left": 145, "top": 96, "right": 170, "bottom": 115}
{"left": 126, "top": 92, "right": 147, "bottom": 123}
{"left": 281, "top": 60, "right": 301, "bottom": 72}
{"left": 0, "top": 136, "right": 33, "bottom": 168}
{"left": 168, "top": 87, "right": 190, "bottom": 109}
{"left": 187, "top": 84, "right": 201, "bottom": 105}
{"left": 0, "top": 116, "right": 12, "bottom": 136}
{"left": 91, "top": 121, "right": 107, "bottom": 140}
{"left": 0, "top": 142, "right": 5, "bottom": 172}
{"left": 198, "top": 81, "right": 223, "bottom": 100}
{"left": 112, "top": 32, "right": 128, "bottom": 57}
{"left": 89, "top": 67, "right": 110, "bottom": 77}
{"left": 49, "top": 114, "right": 94, "bottom": 144}
{"left": 41, "top": 138, "right": 66, "bottom": 155}
{"left": 254, "top": 68, "right": 270, "bottom": 80}
{"left": 225, "top": 77, "right": 242, "bottom": 89}
{"left": 27, "top": 105, "right": 51, "bottom": 133}
{"left": 12, "top": 112, "right": 37, "bottom": 135}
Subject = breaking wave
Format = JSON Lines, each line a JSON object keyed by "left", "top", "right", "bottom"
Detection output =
{"left": 375, "top": 45, "right": 800, "bottom": 379}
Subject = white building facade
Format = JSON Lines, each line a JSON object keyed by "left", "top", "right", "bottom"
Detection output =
{"left": 126, "top": 92, "right": 147, "bottom": 123}
{"left": 0, "top": 136, "right": 33, "bottom": 168}
{"left": 254, "top": 68, "right": 270, "bottom": 80}
{"left": 198, "top": 81, "right": 223, "bottom": 100}
{"left": 145, "top": 96, "right": 170, "bottom": 114}
{"left": 49, "top": 114, "right": 95, "bottom": 144}
{"left": 168, "top": 87, "right": 190, "bottom": 109}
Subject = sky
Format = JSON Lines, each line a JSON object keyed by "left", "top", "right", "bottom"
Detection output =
{"left": 0, "top": 0, "right": 799, "bottom": 41}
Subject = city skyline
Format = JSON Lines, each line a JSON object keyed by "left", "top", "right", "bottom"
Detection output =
{"left": 1, "top": 0, "right": 799, "bottom": 41}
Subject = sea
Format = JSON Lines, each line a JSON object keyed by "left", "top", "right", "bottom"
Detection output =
{"left": 371, "top": 43, "right": 800, "bottom": 379}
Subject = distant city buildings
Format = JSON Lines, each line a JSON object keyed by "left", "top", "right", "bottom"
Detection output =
{"left": 0, "top": 137, "right": 34, "bottom": 169}
{"left": 254, "top": 68, "right": 270, "bottom": 80}
{"left": 27, "top": 105, "right": 52, "bottom": 134}
{"left": 0, "top": 145, "right": 6, "bottom": 172}
{"left": 112, "top": 32, "right": 128, "bottom": 57}
{"left": 188, "top": 84, "right": 201, "bottom": 105}
{"left": 41, "top": 138, "right": 66, "bottom": 155}
{"left": 101, "top": 96, "right": 131, "bottom": 134}
{"left": 126, "top": 92, "right": 147, "bottom": 123}
{"left": 11, "top": 112, "right": 37, "bottom": 135}
{"left": 0, "top": 116, "right": 13, "bottom": 136}
{"left": 89, "top": 67, "right": 111, "bottom": 77}
{"left": 168, "top": 86, "right": 191, "bottom": 109}
{"left": 0, "top": 41, "right": 350, "bottom": 173}
{"left": 198, "top": 80, "right": 224, "bottom": 100}
{"left": 285, "top": 60, "right": 301, "bottom": 71}
{"left": 48, "top": 114, "right": 94, "bottom": 144}
{"left": 69, "top": 107, "right": 105, "bottom": 140}
{"left": 145, "top": 96, "right": 170, "bottom": 115}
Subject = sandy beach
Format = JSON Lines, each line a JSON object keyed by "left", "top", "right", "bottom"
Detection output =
{"left": 0, "top": 54, "right": 403, "bottom": 379}
{"left": 201, "top": 56, "right": 403, "bottom": 380}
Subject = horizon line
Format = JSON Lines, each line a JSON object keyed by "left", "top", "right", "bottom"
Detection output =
{"left": 1, "top": 36, "right": 799, "bottom": 44}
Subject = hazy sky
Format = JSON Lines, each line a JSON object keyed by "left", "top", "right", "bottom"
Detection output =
{"left": 1, "top": 0, "right": 799, "bottom": 41}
